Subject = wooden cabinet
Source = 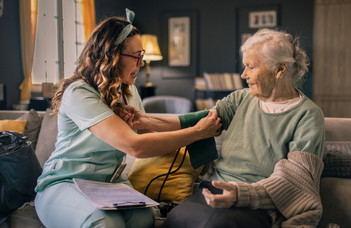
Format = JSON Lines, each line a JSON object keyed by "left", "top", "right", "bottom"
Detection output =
{"left": 313, "top": 0, "right": 351, "bottom": 117}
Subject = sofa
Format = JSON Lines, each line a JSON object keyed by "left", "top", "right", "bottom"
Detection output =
{"left": 0, "top": 109, "right": 350, "bottom": 228}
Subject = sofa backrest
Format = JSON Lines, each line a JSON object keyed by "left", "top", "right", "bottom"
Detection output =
{"left": 0, "top": 109, "right": 57, "bottom": 167}
{"left": 1, "top": 110, "right": 350, "bottom": 168}
{"left": 0, "top": 110, "right": 45, "bottom": 119}
{"left": 143, "top": 96, "right": 193, "bottom": 114}
{"left": 325, "top": 117, "right": 351, "bottom": 141}
{"left": 34, "top": 109, "right": 58, "bottom": 167}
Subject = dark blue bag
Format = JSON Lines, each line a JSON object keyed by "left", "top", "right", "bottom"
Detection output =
{"left": 0, "top": 131, "right": 42, "bottom": 223}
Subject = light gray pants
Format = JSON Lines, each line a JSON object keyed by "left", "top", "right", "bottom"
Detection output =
{"left": 35, "top": 182, "right": 154, "bottom": 228}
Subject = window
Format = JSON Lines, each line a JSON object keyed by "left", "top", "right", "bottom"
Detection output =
{"left": 32, "top": 0, "right": 85, "bottom": 83}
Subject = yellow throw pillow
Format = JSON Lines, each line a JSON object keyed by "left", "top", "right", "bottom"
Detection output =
{"left": 0, "top": 120, "right": 27, "bottom": 133}
{"left": 128, "top": 147, "right": 203, "bottom": 203}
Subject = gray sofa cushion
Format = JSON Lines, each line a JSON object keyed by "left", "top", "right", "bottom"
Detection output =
{"left": 142, "top": 96, "right": 193, "bottom": 114}
{"left": 2, "top": 203, "right": 44, "bottom": 228}
{"left": 16, "top": 109, "right": 42, "bottom": 150}
{"left": 319, "top": 177, "right": 351, "bottom": 228}
{"left": 35, "top": 109, "right": 58, "bottom": 167}
{"left": 322, "top": 141, "right": 351, "bottom": 178}
{"left": 325, "top": 117, "right": 351, "bottom": 141}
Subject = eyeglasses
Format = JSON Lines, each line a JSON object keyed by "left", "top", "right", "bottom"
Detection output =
{"left": 120, "top": 50, "right": 145, "bottom": 66}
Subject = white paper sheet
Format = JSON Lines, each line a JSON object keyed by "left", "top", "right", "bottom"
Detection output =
{"left": 73, "top": 178, "right": 159, "bottom": 210}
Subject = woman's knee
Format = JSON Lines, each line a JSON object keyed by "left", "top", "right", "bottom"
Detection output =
{"left": 35, "top": 183, "right": 155, "bottom": 228}
{"left": 84, "top": 210, "right": 125, "bottom": 228}
{"left": 122, "top": 208, "right": 155, "bottom": 228}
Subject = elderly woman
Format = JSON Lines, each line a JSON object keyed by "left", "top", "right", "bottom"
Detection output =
{"left": 158, "top": 29, "right": 324, "bottom": 227}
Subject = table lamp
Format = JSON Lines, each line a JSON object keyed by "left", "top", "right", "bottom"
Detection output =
{"left": 141, "top": 34, "right": 163, "bottom": 87}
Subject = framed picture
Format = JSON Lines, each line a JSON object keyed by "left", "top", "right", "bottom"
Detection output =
{"left": 0, "top": 0, "right": 3, "bottom": 18}
{"left": 249, "top": 10, "right": 277, "bottom": 28}
{"left": 168, "top": 16, "right": 190, "bottom": 67}
{"left": 236, "top": 5, "right": 280, "bottom": 73}
{"left": 161, "top": 10, "right": 198, "bottom": 78}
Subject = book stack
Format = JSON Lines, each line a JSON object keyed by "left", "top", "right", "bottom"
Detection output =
{"left": 194, "top": 77, "right": 207, "bottom": 90}
{"left": 195, "top": 98, "right": 217, "bottom": 111}
{"left": 203, "top": 72, "right": 243, "bottom": 90}
{"left": 194, "top": 72, "right": 244, "bottom": 111}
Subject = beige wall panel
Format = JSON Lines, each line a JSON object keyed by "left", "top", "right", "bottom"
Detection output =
{"left": 313, "top": 0, "right": 351, "bottom": 117}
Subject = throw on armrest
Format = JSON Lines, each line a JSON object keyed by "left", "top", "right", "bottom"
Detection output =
{"left": 233, "top": 151, "right": 323, "bottom": 227}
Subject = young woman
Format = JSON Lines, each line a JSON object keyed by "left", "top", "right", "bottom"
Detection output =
{"left": 34, "top": 9, "right": 221, "bottom": 228}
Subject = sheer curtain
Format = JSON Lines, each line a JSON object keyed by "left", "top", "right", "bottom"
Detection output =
{"left": 19, "top": 0, "right": 38, "bottom": 103}
{"left": 81, "top": 0, "right": 96, "bottom": 43}
{"left": 20, "top": 0, "right": 94, "bottom": 96}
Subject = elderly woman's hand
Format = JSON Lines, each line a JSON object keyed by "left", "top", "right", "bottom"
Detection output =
{"left": 202, "top": 180, "right": 238, "bottom": 208}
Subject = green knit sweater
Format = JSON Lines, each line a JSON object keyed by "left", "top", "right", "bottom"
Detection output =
{"left": 212, "top": 88, "right": 325, "bottom": 184}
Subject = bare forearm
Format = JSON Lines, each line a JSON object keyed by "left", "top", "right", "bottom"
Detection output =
{"left": 128, "top": 126, "right": 206, "bottom": 158}
{"left": 143, "top": 114, "right": 181, "bottom": 132}
{"left": 91, "top": 113, "right": 221, "bottom": 158}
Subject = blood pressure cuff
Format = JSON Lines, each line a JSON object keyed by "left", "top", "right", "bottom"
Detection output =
{"left": 178, "top": 110, "right": 218, "bottom": 169}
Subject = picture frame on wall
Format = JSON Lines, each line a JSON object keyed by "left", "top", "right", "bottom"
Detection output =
{"left": 0, "top": 0, "right": 3, "bottom": 18}
{"left": 236, "top": 5, "right": 280, "bottom": 73}
{"left": 168, "top": 16, "right": 190, "bottom": 67}
{"left": 161, "top": 10, "right": 198, "bottom": 78}
{"left": 249, "top": 10, "right": 277, "bottom": 28}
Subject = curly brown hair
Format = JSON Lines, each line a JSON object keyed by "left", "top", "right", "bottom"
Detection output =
{"left": 51, "top": 16, "right": 140, "bottom": 115}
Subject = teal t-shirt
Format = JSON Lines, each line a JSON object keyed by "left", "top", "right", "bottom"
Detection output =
{"left": 35, "top": 80, "right": 144, "bottom": 191}
{"left": 212, "top": 88, "right": 325, "bottom": 184}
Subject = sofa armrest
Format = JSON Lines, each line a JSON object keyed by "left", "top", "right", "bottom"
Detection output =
{"left": 319, "top": 177, "right": 351, "bottom": 228}
{"left": 325, "top": 117, "right": 351, "bottom": 141}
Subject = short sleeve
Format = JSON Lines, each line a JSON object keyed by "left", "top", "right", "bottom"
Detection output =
{"left": 215, "top": 89, "right": 249, "bottom": 130}
{"left": 289, "top": 107, "right": 325, "bottom": 158}
{"left": 61, "top": 82, "right": 115, "bottom": 131}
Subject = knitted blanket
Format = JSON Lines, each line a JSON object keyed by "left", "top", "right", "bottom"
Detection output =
{"left": 234, "top": 151, "right": 324, "bottom": 227}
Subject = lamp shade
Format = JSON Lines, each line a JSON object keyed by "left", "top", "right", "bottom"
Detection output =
{"left": 141, "top": 34, "right": 163, "bottom": 61}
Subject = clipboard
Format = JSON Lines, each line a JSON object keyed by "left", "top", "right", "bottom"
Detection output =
{"left": 73, "top": 178, "right": 159, "bottom": 210}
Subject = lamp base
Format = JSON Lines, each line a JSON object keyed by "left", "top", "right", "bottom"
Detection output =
{"left": 144, "top": 81, "right": 153, "bottom": 87}
{"left": 139, "top": 85, "right": 156, "bottom": 99}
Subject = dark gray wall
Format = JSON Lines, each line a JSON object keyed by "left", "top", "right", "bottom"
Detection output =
{"left": 96, "top": 0, "right": 314, "bottom": 100}
{"left": 0, "top": 0, "right": 23, "bottom": 109}
{"left": 0, "top": 0, "right": 314, "bottom": 109}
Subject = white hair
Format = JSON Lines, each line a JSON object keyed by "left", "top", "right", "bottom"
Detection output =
{"left": 241, "top": 29, "right": 309, "bottom": 83}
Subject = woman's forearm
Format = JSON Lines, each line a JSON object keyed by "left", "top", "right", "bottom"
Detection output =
{"left": 130, "top": 126, "right": 206, "bottom": 158}
{"left": 90, "top": 113, "right": 221, "bottom": 158}
{"left": 141, "top": 110, "right": 216, "bottom": 132}
{"left": 142, "top": 114, "right": 181, "bottom": 132}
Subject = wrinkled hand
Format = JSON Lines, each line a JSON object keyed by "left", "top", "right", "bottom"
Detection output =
{"left": 202, "top": 181, "right": 238, "bottom": 208}
{"left": 119, "top": 105, "right": 147, "bottom": 130}
{"left": 195, "top": 111, "right": 222, "bottom": 138}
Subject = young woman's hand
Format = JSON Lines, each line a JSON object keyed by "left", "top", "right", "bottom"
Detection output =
{"left": 202, "top": 181, "right": 238, "bottom": 208}
{"left": 209, "top": 108, "right": 222, "bottom": 135}
{"left": 119, "top": 105, "right": 147, "bottom": 130}
{"left": 194, "top": 111, "right": 222, "bottom": 138}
